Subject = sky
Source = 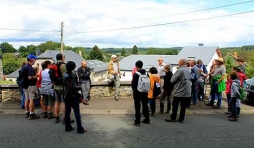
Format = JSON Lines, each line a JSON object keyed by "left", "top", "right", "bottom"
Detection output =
{"left": 0, "top": 0, "right": 254, "bottom": 49}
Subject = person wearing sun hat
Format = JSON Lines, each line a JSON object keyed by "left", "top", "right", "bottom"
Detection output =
{"left": 205, "top": 57, "right": 226, "bottom": 109}
{"left": 237, "top": 57, "right": 246, "bottom": 74}
{"left": 107, "top": 54, "right": 121, "bottom": 101}
{"left": 23, "top": 54, "right": 41, "bottom": 120}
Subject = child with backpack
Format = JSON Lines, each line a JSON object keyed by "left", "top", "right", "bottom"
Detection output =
{"left": 148, "top": 67, "right": 161, "bottom": 116}
{"left": 63, "top": 61, "right": 86, "bottom": 134}
{"left": 131, "top": 60, "right": 150, "bottom": 126}
{"left": 228, "top": 71, "right": 240, "bottom": 122}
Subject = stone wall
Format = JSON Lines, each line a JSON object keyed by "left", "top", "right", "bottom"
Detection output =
{"left": 0, "top": 81, "right": 132, "bottom": 103}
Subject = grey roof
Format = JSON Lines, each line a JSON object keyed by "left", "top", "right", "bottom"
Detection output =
{"left": 7, "top": 50, "right": 107, "bottom": 78}
{"left": 120, "top": 55, "right": 180, "bottom": 71}
{"left": 86, "top": 60, "right": 108, "bottom": 73}
{"left": 120, "top": 46, "right": 218, "bottom": 71}
{"left": 178, "top": 46, "right": 218, "bottom": 65}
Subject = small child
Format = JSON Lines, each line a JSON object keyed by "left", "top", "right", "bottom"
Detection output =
{"left": 228, "top": 71, "right": 240, "bottom": 122}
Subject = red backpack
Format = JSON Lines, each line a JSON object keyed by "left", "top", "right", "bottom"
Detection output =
{"left": 48, "top": 62, "right": 65, "bottom": 85}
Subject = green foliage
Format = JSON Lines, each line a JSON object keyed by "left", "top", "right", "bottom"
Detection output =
{"left": 3, "top": 53, "right": 25, "bottom": 75}
{"left": 145, "top": 47, "right": 179, "bottom": 55}
{"left": 121, "top": 48, "right": 126, "bottom": 56}
{"left": 225, "top": 56, "right": 235, "bottom": 73}
{"left": 246, "top": 57, "right": 254, "bottom": 78}
{"left": 132, "top": 45, "right": 138, "bottom": 54}
{"left": 88, "top": 45, "right": 104, "bottom": 61}
{"left": 72, "top": 47, "right": 86, "bottom": 59}
{"left": 37, "top": 41, "right": 60, "bottom": 52}
{"left": 0, "top": 42, "right": 16, "bottom": 53}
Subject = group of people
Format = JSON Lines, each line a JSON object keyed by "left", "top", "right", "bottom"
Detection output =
{"left": 19, "top": 53, "right": 92, "bottom": 134}
{"left": 131, "top": 56, "right": 247, "bottom": 125}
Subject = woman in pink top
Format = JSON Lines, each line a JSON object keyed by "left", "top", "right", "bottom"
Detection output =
{"left": 132, "top": 67, "right": 137, "bottom": 76}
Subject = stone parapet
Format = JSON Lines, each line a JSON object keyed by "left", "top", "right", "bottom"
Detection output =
{"left": 0, "top": 81, "right": 132, "bottom": 103}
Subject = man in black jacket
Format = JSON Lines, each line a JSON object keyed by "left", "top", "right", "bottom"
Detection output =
{"left": 132, "top": 60, "right": 150, "bottom": 126}
{"left": 77, "top": 61, "right": 91, "bottom": 105}
{"left": 159, "top": 65, "right": 173, "bottom": 114}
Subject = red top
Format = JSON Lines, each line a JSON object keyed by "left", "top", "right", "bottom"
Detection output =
{"left": 226, "top": 79, "right": 233, "bottom": 95}
{"left": 132, "top": 67, "right": 137, "bottom": 76}
{"left": 36, "top": 70, "right": 42, "bottom": 88}
{"left": 237, "top": 72, "right": 247, "bottom": 87}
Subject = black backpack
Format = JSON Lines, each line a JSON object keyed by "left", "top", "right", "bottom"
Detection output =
{"left": 153, "top": 81, "right": 161, "bottom": 98}
{"left": 17, "top": 65, "right": 29, "bottom": 89}
{"left": 63, "top": 73, "right": 80, "bottom": 99}
{"left": 48, "top": 62, "right": 65, "bottom": 85}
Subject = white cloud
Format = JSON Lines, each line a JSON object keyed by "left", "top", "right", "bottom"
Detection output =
{"left": 0, "top": 0, "right": 254, "bottom": 48}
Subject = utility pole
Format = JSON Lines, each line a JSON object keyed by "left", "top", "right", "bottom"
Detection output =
{"left": 60, "top": 21, "right": 64, "bottom": 54}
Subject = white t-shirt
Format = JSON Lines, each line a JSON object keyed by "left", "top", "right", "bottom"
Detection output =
{"left": 113, "top": 63, "right": 118, "bottom": 73}
{"left": 157, "top": 63, "right": 166, "bottom": 77}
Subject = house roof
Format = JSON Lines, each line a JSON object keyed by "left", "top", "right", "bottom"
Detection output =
{"left": 120, "top": 46, "right": 218, "bottom": 71}
{"left": 120, "top": 55, "right": 180, "bottom": 71}
{"left": 178, "top": 46, "right": 218, "bottom": 65}
{"left": 7, "top": 50, "right": 107, "bottom": 78}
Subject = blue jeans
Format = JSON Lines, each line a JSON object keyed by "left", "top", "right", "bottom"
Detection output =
{"left": 191, "top": 82, "right": 198, "bottom": 104}
{"left": 65, "top": 97, "right": 84, "bottom": 133}
{"left": 198, "top": 81, "right": 205, "bottom": 100}
{"left": 20, "top": 87, "right": 25, "bottom": 109}
{"left": 210, "top": 82, "right": 222, "bottom": 107}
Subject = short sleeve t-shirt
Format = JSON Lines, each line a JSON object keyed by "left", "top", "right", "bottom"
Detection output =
{"left": 113, "top": 63, "right": 118, "bottom": 73}
{"left": 26, "top": 64, "right": 37, "bottom": 86}
{"left": 212, "top": 65, "right": 226, "bottom": 77}
{"left": 157, "top": 63, "right": 166, "bottom": 77}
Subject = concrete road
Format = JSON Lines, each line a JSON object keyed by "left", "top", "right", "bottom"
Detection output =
{"left": 1, "top": 114, "right": 254, "bottom": 148}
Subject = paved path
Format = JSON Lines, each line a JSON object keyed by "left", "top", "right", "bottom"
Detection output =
{"left": 1, "top": 114, "right": 254, "bottom": 148}
{"left": 1, "top": 98, "right": 254, "bottom": 115}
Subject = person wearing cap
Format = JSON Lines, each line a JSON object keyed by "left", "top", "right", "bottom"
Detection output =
{"left": 23, "top": 54, "right": 40, "bottom": 120}
{"left": 107, "top": 55, "right": 121, "bottom": 101}
{"left": 205, "top": 57, "right": 226, "bottom": 109}
{"left": 237, "top": 57, "right": 246, "bottom": 74}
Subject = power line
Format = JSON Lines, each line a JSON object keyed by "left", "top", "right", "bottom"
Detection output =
{"left": 74, "top": 10, "right": 254, "bottom": 34}
{"left": 0, "top": 28, "right": 60, "bottom": 33}
{"left": 83, "top": 0, "right": 254, "bottom": 29}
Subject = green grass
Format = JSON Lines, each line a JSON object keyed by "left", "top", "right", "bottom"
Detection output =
{"left": 0, "top": 80, "right": 16, "bottom": 85}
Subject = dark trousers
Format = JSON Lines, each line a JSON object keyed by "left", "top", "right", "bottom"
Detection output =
{"left": 150, "top": 98, "right": 156, "bottom": 114}
{"left": 226, "top": 94, "right": 231, "bottom": 112}
{"left": 171, "top": 97, "right": 188, "bottom": 121}
{"left": 134, "top": 92, "right": 150, "bottom": 124}
{"left": 198, "top": 81, "right": 205, "bottom": 101}
{"left": 160, "top": 90, "right": 171, "bottom": 113}
{"left": 230, "top": 97, "right": 237, "bottom": 118}
{"left": 65, "top": 99, "right": 84, "bottom": 132}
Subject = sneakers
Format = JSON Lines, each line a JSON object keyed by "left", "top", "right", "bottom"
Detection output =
{"left": 48, "top": 112, "right": 54, "bottom": 119}
{"left": 25, "top": 112, "right": 30, "bottom": 118}
{"left": 55, "top": 117, "right": 60, "bottom": 123}
{"left": 43, "top": 112, "right": 48, "bottom": 119}
{"left": 29, "top": 113, "right": 40, "bottom": 120}
{"left": 114, "top": 96, "right": 119, "bottom": 101}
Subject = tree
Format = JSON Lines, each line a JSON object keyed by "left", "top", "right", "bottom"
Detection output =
{"left": 26, "top": 45, "right": 36, "bottom": 55}
{"left": 37, "top": 41, "right": 60, "bottom": 52}
{"left": 121, "top": 48, "right": 126, "bottom": 56}
{"left": 88, "top": 45, "right": 104, "bottom": 61}
{"left": 0, "top": 42, "right": 16, "bottom": 53}
{"left": 132, "top": 45, "right": 138, "bottom": 55}
{"left": 19, "top": 46, "right": 27, "bottom": 52}
{"left": 73, "top": 47, "right": 86, "bottom": 59}
{"left": 225, "top": 56, "right": 234, "bottom": 74}
{"left": 246, "top": 57, "right": 254, "bottom": 78}
{"left": 2, "top": 53, "right": 25, "bottom": 75}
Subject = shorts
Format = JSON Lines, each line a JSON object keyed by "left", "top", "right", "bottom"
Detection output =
{"left": 43, "top": 94, "right": 55, "bottom": 107}
{"left": 24, "top": 86, "right": 39, "bottom": 100}
{"left": 55, "top": 90, "right": 64, "bottom": 103}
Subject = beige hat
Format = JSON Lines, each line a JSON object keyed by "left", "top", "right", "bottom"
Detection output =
{"left": 111, "top": 55, "right": 117, "bottom": 58}
{"left": 215, "top": 57, "right": 224, "bottom": 63}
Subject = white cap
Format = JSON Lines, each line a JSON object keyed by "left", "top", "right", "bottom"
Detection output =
{"left": 111, "top": 55, "right": 117, "bottom": 58}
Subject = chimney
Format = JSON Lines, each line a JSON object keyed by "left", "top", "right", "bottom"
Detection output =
{"left": 36, "top": 49, "right": 41, "bottom": 56}
{"left": 79, "top": 50, "right": 82, "bottom": 57}
{"left": 198, "top": 43, "right": 204, "bottom": 46}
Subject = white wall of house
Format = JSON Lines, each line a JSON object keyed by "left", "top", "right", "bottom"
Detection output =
{"left": 206, "top": 52, "right": 218, "bottom": 73}
{"left": 120, "top": 71, "right": 132, "bottom": 81}
{"left": 91, "top": 71, "right": 108, "bottom": 81}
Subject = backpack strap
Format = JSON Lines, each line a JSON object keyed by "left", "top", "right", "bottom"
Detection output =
{"left": 136, "top": 71, "right": 141, "bottom": 76}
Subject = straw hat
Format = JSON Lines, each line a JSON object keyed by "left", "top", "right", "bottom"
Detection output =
{"left": 215, "top": 57, "right": 224, "bottom": 63}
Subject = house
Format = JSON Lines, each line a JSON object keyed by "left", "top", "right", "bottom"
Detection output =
{"left": 6, "top": 50, "right": 108, "bottom": 82}
{"left": 120, "top": 46, "right": 220, "bottom": 81}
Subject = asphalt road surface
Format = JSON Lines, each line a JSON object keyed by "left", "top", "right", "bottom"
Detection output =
{"left": 1, "top": 114, "right": 254, "bottom": 148}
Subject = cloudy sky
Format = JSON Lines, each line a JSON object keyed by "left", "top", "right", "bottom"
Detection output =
{"left": 0, "top": 0, "right": 254, "bottom": 48}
